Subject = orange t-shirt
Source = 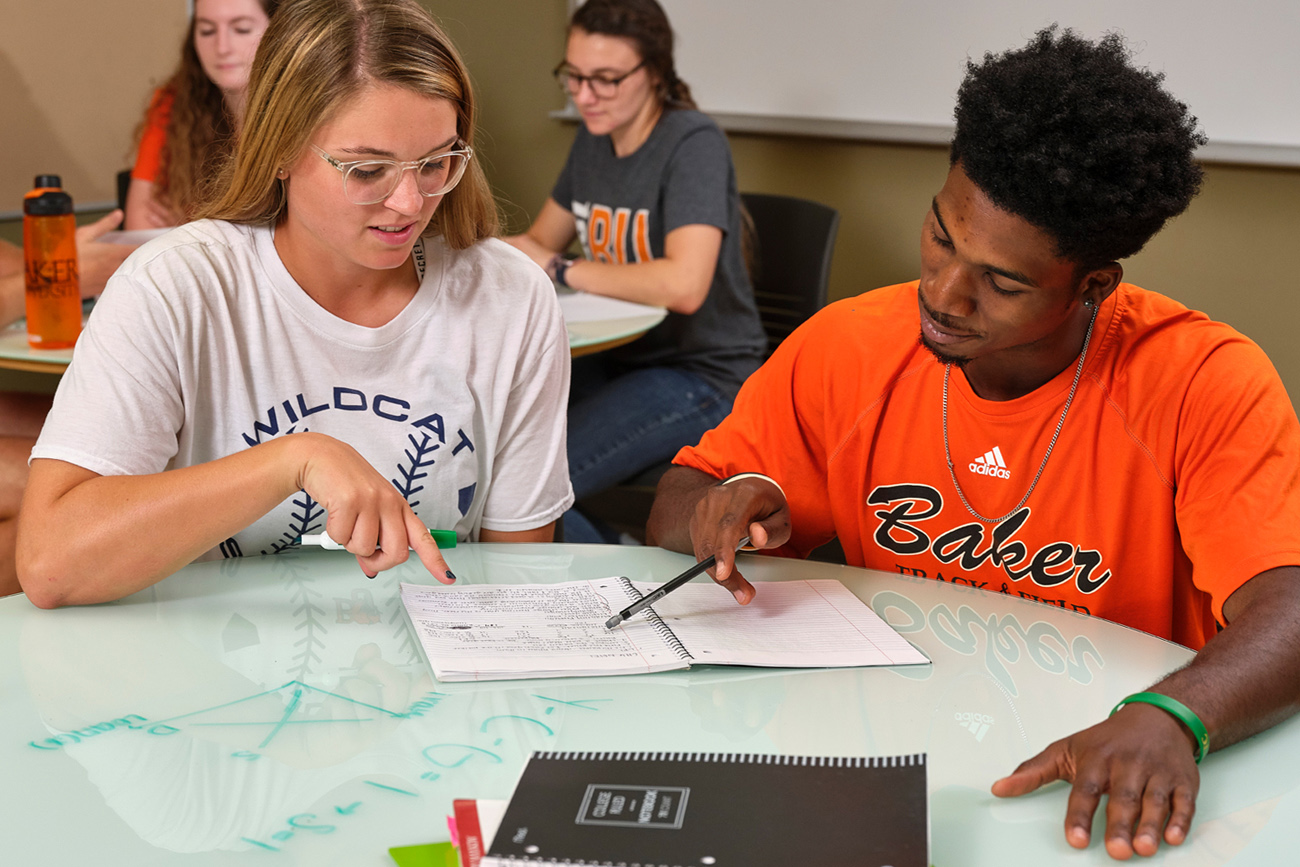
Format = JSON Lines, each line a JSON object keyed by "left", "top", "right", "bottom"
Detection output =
{"left": 131, "top": 88, "right": 174, "bottom": 183}
{"left": 675, "top": 282, "right": 1300, "bottom": 649}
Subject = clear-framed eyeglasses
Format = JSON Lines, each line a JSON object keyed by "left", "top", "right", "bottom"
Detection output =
{"left": 553, "top": 61, "right": 645, "bottom": 99}
{"left": 311, "top": 143, "right": 474, "bottom": 205}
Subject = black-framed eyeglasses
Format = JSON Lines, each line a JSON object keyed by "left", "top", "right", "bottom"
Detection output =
{"left": 553, "top": 60, "right": 646, "bottom": 99}
{"left": 312, "top": 143, "right": 474, "bottom": 205}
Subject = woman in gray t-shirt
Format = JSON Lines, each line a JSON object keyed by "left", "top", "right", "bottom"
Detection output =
{"left": 506, "top": 0, "right": 766, "bottom": 544}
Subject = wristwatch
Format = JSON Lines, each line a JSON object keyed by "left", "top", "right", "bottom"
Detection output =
{"left": 553, "top": 255, "right": 577, "bottom": 288}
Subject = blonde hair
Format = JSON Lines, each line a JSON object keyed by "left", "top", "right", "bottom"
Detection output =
{"left": 196, "top": 0, "right": 498, "bottom": 248}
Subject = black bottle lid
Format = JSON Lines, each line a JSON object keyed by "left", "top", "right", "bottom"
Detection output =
{"left": 25, "top": 174, "right": 73, "bottom": 216}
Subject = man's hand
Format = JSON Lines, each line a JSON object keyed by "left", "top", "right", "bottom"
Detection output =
{"left": 994, "top": 701, "right": 1200, "bottom": 859}
{"left": 991, "top": 566, "right": 1300, "bottom": 858}
{"left": 648, "top": 467, "right": 791, "bottom": 604}
{"left": 76, "top": 210, "right": 135, "bottom": 297}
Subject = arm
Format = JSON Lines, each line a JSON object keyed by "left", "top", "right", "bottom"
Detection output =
{"left": 481, "top": 524, "right": 556, "bottom": 543}
{"left": 124, "top": 178, "right": 180, "bottom": 230}
{"left": 992, "top": 565, "right": 1300, "bottom": 859}
{"left": 562, "top": 223, "right": 721, "bottom": 314}
{"left": 16, "top": 431, "right": 454, "bottom": 608}
{"left": 503, "top": 198, "right": 577, "bottom": 271}
{"left": 76, "top": 210, "right": 136, "bottom": 298}
{"left": 0, "top": 241, "right": 25, "bottom": 329}
{"left": 0, "top": 239, "right": 21, "bottom": 274}
{"left": 646, "top": 465, "right": 791, "bottom": 604}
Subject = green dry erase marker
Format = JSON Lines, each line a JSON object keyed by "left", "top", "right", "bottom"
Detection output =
{"left": 299, "top": 529, "right": 457, "bottom": 550}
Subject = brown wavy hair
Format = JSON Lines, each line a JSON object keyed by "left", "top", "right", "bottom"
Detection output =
{"left": 571, "top": 0, "right": 697, "bottom": 110}
{"left": 136, "top": 0, "right": 280, "bottom": 221}
{"left": 196, "top": 0, "right": 498, "bottom": 249}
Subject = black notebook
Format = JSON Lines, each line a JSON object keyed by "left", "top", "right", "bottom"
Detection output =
{"left": 481, "top": 750, "right": 929, "bottom": 867}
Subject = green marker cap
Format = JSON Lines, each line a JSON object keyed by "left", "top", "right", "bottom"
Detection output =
{"left": 429, "top": 529, "right": 457, "bottom": 548}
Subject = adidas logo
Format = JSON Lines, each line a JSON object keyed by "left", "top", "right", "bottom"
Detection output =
{"left": 955, "top": 711, "right": 993, "bottom": 742}
{"left": 968, "top": 446, "right": 1010, "bottom": 479}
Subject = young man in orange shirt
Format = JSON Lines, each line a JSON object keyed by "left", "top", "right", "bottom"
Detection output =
{"left": 648, "top": 26, "right": 1300, "bottom": 861}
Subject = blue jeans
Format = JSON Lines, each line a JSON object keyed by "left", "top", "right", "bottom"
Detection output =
{"left": 563, "top": 361, "right": 732, "bottom": 543}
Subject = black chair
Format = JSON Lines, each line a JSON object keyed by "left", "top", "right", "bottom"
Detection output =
{"left": 741, "top": 191, "right": 840, "bottom": 359}
{"left": 572, "top": 192, "right": 841, "bottom": 543}
{"left": 115, "top": 169, "right": 131, "bottom": 219}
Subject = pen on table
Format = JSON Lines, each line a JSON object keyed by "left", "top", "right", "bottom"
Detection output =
{"left": 297, "top": 529, "right": 458, "bottom": 550}
{"left": 605, "top": 535, "right": 751, "bottom": 630}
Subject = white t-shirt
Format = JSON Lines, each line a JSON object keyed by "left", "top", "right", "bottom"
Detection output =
{"left": 33, "top": 219, "right": 573, "bottom": 559}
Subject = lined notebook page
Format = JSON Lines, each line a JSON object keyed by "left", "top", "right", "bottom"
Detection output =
{"left": 401, "top": 579, "right": 688, "bottom": 681}
{"left": 637, "top": 579, "right": 928, "bottom": 667}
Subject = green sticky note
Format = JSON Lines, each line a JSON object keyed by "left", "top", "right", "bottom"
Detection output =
{"left": 388, "top": 841, "right": 459, "bottom": 867}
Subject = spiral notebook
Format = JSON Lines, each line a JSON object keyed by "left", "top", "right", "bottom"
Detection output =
{"left": 399, "top": 577, "right": 928, "bottom": 682}
{"left": 481, "top": 750, "right": 929, "bottom": 867}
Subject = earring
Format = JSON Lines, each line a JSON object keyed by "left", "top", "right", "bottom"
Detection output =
{"left": 276, "top": 168, "right": 287, "bottom": 179}
{"left": 1083, "top": 298, "right": 1095, "bottom": 308}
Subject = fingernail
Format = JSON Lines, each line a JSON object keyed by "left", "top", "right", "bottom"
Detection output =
{"left": 446, "top": 570, "right": 457, "bottom": 583}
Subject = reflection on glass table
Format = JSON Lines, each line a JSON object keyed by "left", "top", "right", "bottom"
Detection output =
{"left": 2, "top": 544, "right": 1298, "bottom": 865}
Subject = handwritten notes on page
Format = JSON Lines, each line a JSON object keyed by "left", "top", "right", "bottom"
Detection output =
{"left": 401, "top": 578, "right": 928, "bottom": 682}
{"left": 401, "top": 578, "right": 689, "bottom": 681}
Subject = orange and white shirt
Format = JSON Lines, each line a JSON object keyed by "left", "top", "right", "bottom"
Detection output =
{"left": 675, "top": 282, "right": 1300, "bottom": 649}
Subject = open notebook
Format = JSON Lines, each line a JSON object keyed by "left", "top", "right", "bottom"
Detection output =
{"left": 399, "top": 577, "right": 929, "bottom": 682}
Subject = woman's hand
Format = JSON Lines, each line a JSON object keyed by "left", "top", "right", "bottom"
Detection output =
{"left": 295, "top": 433, "right": 455, "bottom": 583}
{"left": 75, "top": 210, "right": 135, "bottom": 298}
{"left": 124, "top": 178, "right": 181, "bottom": 230}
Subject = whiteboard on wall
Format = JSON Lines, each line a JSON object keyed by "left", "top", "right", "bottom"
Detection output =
{"left": 654, "top": 0, "right": 1300, "bottom": 166}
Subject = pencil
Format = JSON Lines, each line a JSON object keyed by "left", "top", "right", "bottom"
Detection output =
{"left": 605, "top": 536, "right": 751, "bottom": 629}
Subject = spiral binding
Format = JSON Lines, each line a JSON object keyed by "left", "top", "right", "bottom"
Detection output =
{"left": 615, "top": 577, "right": 692, "bottom": 661}
{"left": 531, "top": 750, "right": 925, "bottom": 767}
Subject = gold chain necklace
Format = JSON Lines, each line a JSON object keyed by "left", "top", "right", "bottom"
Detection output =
{"left": 942, "top": 305, "right": 1099, "bottom": 524}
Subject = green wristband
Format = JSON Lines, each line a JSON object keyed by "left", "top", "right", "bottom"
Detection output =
{"left": 1110, "top": 692, "right": 1208, "bottom": 763}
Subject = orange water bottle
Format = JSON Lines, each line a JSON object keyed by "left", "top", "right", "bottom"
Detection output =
{"left": 23, "top": 174, "right": 82, "bottom": 349}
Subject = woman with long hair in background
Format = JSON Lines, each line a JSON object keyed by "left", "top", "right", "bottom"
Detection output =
{"left": 125, "top": 0, "right": 278, "bottom": 228}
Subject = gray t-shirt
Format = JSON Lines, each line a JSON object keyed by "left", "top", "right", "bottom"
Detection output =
{"left": 552, "top": 109, "right": 766, "bottom": 396}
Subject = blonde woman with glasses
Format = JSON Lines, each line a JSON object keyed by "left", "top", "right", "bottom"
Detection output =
{"left": 17, "top": 0, "right": 573, "bottom": 608}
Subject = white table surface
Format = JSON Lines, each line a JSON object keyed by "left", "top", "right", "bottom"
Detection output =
{"left": 2, "top": 544, "right": 1297, "bottom": 865}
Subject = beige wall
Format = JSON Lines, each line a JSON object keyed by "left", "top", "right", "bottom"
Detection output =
{"left": 0, "top": 1, "right": 187, "bottom": 213}
{"left": 433, "top": 0, "right": 1300, "bottom": 405}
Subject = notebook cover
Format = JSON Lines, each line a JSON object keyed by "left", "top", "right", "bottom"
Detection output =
{"left": 482, "top": 751, "right": 928, "bottom": 867}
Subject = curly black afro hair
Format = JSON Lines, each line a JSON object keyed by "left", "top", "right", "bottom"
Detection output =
{"left": 951, "top": 25, "right": 1207, "bottom": 268}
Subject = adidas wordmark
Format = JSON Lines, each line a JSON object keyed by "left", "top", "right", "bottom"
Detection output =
{"left": 969, "top": 446, "right": 1010, "bottom": 479}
